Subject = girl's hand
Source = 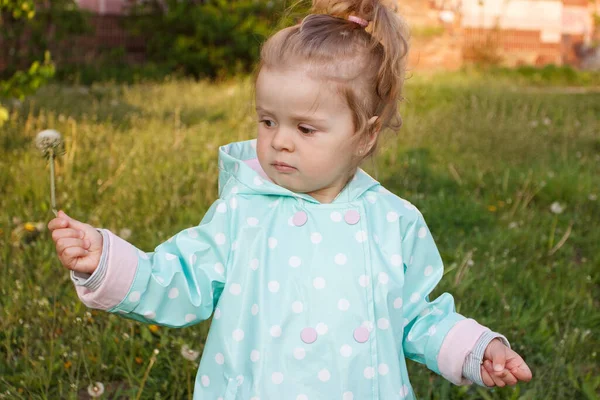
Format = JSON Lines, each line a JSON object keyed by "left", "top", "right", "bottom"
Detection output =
{"left": 48, "top": 210, "right": 103, "bottom": 274}
{"left": 481, "top": 338, "right": 533, "bottom": 387}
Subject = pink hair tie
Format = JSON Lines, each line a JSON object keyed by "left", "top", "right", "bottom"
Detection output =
{"left": 348, "top": 15, "right": 369, "bottom": 27}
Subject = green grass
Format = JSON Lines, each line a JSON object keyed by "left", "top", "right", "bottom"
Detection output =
{"left": 1, "top": 72, "right": 599, "bottom": 399}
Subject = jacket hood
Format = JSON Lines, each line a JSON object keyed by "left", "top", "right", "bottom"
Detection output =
{"left": 217, "top": 140, "right": 381, "bottom": 204}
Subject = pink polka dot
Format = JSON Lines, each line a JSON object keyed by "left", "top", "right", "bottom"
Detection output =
{"left": 344, "top": 210, "right": 360, "bottom": 225}
{"left": 300, "top": 327, "right": 318, "bottom": 344}
{"left": 353, "top": 326, "right": 370, "bottom": 343}
{"left": 292, "top": 211, "right": 308, "bottom": 227}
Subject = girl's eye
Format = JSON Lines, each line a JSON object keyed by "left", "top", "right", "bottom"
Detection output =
{"left": 260, "top": 119, "right": 276, "bottom": 128}
{"left": 298, "top": 125, "right": 316, "bottom": 135}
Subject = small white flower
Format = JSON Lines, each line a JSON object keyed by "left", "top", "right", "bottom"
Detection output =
{"left": 181, "top": 345, "right": 200, "bottom": 361}
{"left": 589, "top": 194, "right": 597, "bottom": 201}
{"left": 119, "top": 228, "right": 132, "bottom": 240}
{"left": 550, "top": 202, "right": 564, "bottom": 214}
{"left": 87, "top": 382, "right": 105, "bottom": 398}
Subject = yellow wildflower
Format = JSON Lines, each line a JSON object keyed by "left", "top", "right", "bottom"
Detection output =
{"left": 487, "top": 205, "right": 497, "bottom": 212}
{"left": 24, "top": 222, "right": 36, "bottom": 232}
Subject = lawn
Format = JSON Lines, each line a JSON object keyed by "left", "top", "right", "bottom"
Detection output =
{"left": 0, "top": 71, "right": 598, "bottom": 399}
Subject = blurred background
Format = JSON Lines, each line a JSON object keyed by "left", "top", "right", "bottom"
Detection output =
{"left": 0, "top": 1, "right": 598, "bottom": 399}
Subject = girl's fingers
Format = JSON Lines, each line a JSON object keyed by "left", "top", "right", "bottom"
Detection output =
{"left": 56, "top": 238, "right": 88, "bottom": 255}
{"left": 48, "top": 218, "right": 68, "bottom": 231}
{"left": 62, "top": 246, "right": 89, "bottom": 262}
{"left": 480, "top": 367, "right": 495, "bottom": 387}
{"left": 484, "top": 360, "right": 506, "bottom": 387}
{"left": 52, "top": 228, "right": 83, "bottom": 241}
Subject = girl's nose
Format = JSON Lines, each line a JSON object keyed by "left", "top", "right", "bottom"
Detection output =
{"left": 271, "top": 128, "right": 295, "bottom": 152}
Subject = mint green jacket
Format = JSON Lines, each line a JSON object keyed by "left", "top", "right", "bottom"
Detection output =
{"left": 72, "top": 140, "right": 505, "bottom": 399}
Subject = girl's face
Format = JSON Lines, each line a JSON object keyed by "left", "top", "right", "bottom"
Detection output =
{"left": 255, "top": 67, "right": 363, "bottom": 204}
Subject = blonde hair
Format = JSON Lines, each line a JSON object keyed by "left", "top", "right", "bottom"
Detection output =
{"left": 258, "top": 0, "right": 410, "bottom": 158}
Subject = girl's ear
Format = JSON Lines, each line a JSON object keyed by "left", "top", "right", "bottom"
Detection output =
{"left": 360, "top": 116, "right": 381, "bottom": 155}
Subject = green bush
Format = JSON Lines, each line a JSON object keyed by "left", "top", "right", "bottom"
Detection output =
{"left": 126, "top": 0, "right": 307, "bottom": 79}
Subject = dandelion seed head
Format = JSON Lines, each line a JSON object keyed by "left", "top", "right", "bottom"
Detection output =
{"left": 550, "top": 202, "right": 564, "bottom": 214}
{"left": 181, "top": 345, "right": 200, "bottom": 361}
{"left": 35, "top": 129, "right": 65, "bottom": 158}
{"left": 87, "top": 382, "right": 105, "bottom": 398}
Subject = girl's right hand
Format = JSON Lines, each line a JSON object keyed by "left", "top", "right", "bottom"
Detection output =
{"left": 48, "top": 210, "right": 103, "bottom": 274}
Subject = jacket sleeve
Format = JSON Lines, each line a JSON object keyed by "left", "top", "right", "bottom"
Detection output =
{"left": 400, "top": 210, "right": 494, "bottom": 385}
{"left": 71, "top": 199, "right": 231, "bottom": 328}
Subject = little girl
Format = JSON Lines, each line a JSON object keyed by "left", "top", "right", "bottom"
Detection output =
{"left": 48, "top": 1, "right": 532, "bottom": 398}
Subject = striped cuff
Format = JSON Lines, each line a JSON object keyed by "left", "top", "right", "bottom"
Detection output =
{"left": 462, "top": 330, "right": 511, "bottom": 386}
{"left": 70, "top": 229, "right": 109, "bottom": 291}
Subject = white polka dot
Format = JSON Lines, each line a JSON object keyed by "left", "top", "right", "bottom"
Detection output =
{"left": 250, "top": 258, "right": 259, "bottom": 270}
{"left": 215, "top": 233, "right": 226, "bottom": 245}
{"left": 229, "top": 197, "right": 238, "bottom": 209}
{"left": 165, "top": 253, "right": 177, "bottom": 261}
{"left": 410, "top": 292, "right": 421, "bottom": 303}
{"left": 340, "top": 345, "right": 352, "bottom": 357}
{"left": 168, "top": 288, "right": 179, "bottom": 299}
{"left": 311, "top": 232, "right": 322, "bottom": 244}
{"left": 269, "top": 199, "right": 280, "bottom": 208}
{"left": 247, "top": 217, "right": 259, "bottom": 226}
{"left": 359, "top": 275, "right": 370, "bottom": 287}
{"left": 268, "top": 281, "right": 280, "bottom": 292}
{"left": 394, "top": 297, "right": 403, "bottom": 309}
{"left": 297, "top": 395, "right": 308, "bottom": 400}
{"left": 272, "top": 372, "right": 284, "bottom": 384}
{"left": 231, "top": 240, "right": 239, "bottom": 251}
{"left": 214, "top": 263, "right": 225, "bottom": 275}
{"left": 338, "top": 299, "right": 350, "bottom": 311}
{"left": 216, "top": 202, "right": 227, "bottom": 213}
{"left": 185, "top": 314, "right": 196, "bottom": 323}
{"left": 236, "top": 375, "right": 244, "bottom": 386}
{"left": 403, "top": 200, "right": 416, "bottom": 210}
{"left": 313, "top": 277, "right": 326, "bottom": 289}
{"left": 293, "top": 347, "right": 306, "bottom": 360}
{"left": 330, "top": 211, "right": 342, "bottom": 222}
{"left": 289, "top": 256, "right": 302, "bottom": 268}
{"left": 215, "top": 353, "right": 224, "bottom": 364}
{"left": 355, "top": 231, "right": 368, "bottom": 243}
{"left": 374, "top": 234, "right": 379, "bottom": 244}
{"left": 143, "top": 310, "right": 156, "bottom": 319}
{"left": 189, "top": 254, "right": 197, "bottom": 266}
{"left": 424, "top": 265, "right": 434, "bottom": 276}
{"left": 214, "top": 307, "right": 221, "bottom": 319}
{"left": 410, "top": 256, "right": 414, "bottom": 265}
{"left": 386, "top": 211, "right": 399, "bottom": 222}
{"left": 378, "top": 272, "right": 389, "bottom": 284}
{"left": 407, "top": 332, "right": 414, "bottom": 341}
{"left": 292, "top": 301, "right": 304, "bottom": 313}
{"left": 364, "top": 367, "right": 375, "bottom": 379}
{"left": 288, "top": 217, "right": 294, "bottom": 226}
{"left": 254, "top": 176, "right": 264, "bottom": 186}
{"left": 366, "top": 194, "right": 377, "bottom": 203}
{"left": 154, "top": 276, "right": 165, "bottom": 284}
{"left": 251, "top": 350, "right": 260, "bottom": 362}
{"left": 268, "top": 237, "right": 278, "bottom": 249}
{"left": 362, "top": 321, "right": 374, "bottom": 332}
{"left": 187, "top": 229, "right": 198, "bottom": 239}
{"left": 229, "top": 283, "right": 242, "bottom": 295}
{"left": 139, "top": 250, "right": 149, "bottom": 259}
{"left": 200, "top": 376, "right": 210, "bottom": 387}
{"left": 378, "top": 364, "right": 389, "bottom": 375}
{"left": 391, "top": 254, "right": 403, "bottom": 267}
{"left": 232, "top": 329, "right": 244, "bottom": 341}
{"left": 316, "top": 323, "right": 328, "bottom": 335}
{"left": 418, "top": 227, "right": 427, "bottom": 238}
{"left": 377, "top": 318, "right": 390, "bottom": 330}
{"left": 250, "top": 140, "right": 257, "bottom": 149}
{"left": 251, "top": 304, "right": 259, "bottom": 315}
{"left": 403, "top": 318, "right": 409, "bottom": 327}
{"left": 428, "top": 325, "right": 437, "bottom": 336}
{"left": 400, "top": 384, "right": 410, "bottom": 397}
{"left": 318, "top": 369, "right": 331, "bottom": 382}
{"left": 250, "top": 397, "right": 258, "bottom": 400}
{"left": 128, "top": 291, "right": 140, "bottom": 302}
{"left": 270, "top": 325, "right": 282, "bottom": 337}
{"left": 334, "top": 253, "right": 347, "bottom": 265}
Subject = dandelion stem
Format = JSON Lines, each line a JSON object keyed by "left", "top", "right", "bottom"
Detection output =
{"left": 49, "top": 148, "right": 57, "bottom": 216}
{"left": 136, "top": 349, "right": 159, "bottom": 400}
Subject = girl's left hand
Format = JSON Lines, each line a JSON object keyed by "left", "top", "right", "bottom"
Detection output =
{"left": 481, "top": 339, "right": 533, "bottom": 387}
